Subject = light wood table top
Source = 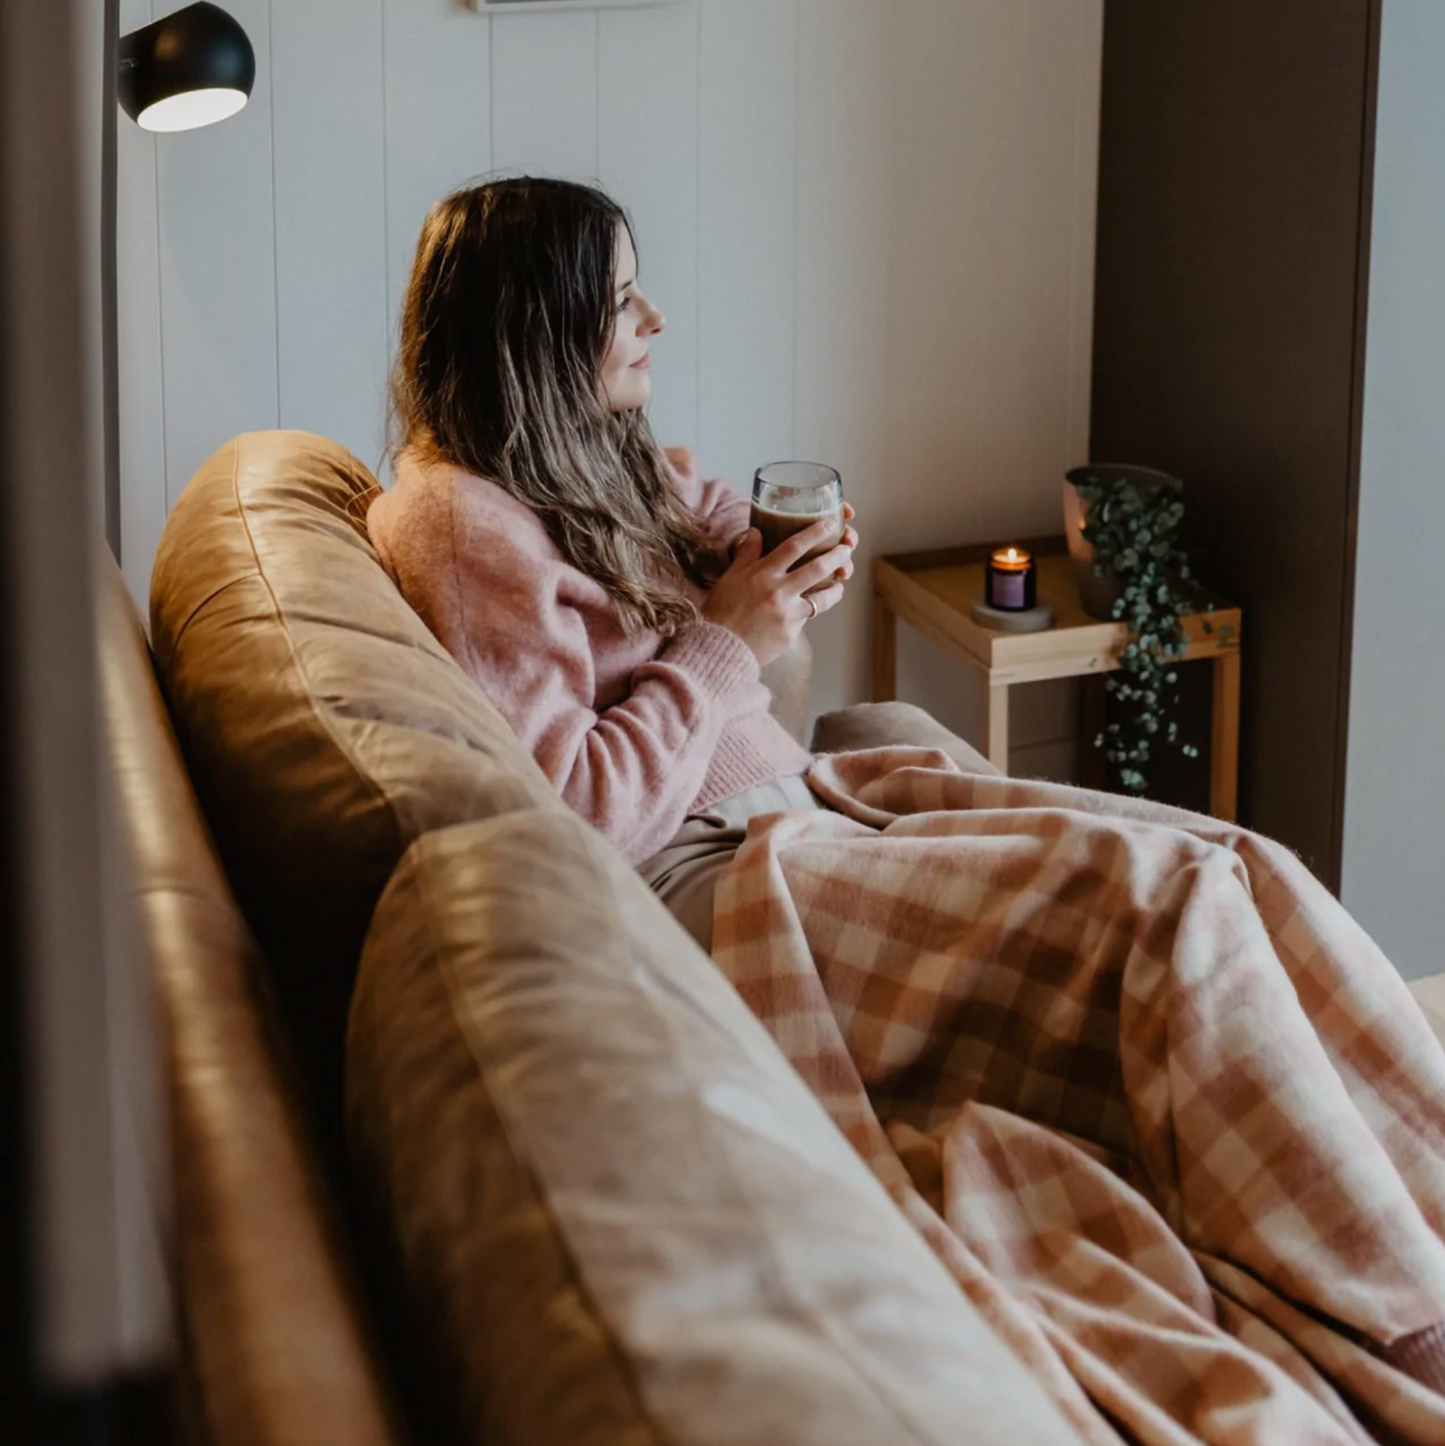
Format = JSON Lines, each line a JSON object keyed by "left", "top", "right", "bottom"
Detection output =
{"left": 871, "top": 536, "right": 1244, "bottom": 819}
{"left": 874, "top": 544, "right": 1240, "bottom": 688}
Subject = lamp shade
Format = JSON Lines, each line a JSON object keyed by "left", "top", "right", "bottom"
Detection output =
{"left": 117, "top": 3, "right": 256, "bottom": 133}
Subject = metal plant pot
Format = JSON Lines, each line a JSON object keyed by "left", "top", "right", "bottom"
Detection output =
{"left": 1063, "top": 464, "right": 1179, "bottom": 621}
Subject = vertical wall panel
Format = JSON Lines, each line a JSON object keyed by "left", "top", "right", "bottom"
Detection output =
{"left": 849, "top": 0, "right": 991, "bottom": 745}
{"left": 599, "top": 2, "right": 701, "bottom": 451}
{"left": 969, "top": 1, "right": 1098, "bottom": 546}
{"left": 154, "top": 0, "right": 277, "bottom": 500}
{"left": 698, "top": 0, "right": 797, "bottom": 494}
{"left": 884, "top": 0, "right": 994, "bottom": 558}
{"left": 272, "top": 0, "right": 388, "bottom": 472}
{"left": 1344, "top": 0, "right": 1442, "bottom": 976}
{"left": 885, "top": 0, "right": 1100, "bottom": 775}
{"left": 885, "top": 0, "right": 1093, "bottom": 555}
{"left": 793, "top": 0, "right": 891, "bottom": 719}
{"left": 115, "top": 0, "right": 166, "bottom": 603}
{"left": 491, "top": 11, "right": 598, "bottom": 179}
{"left": 382, "top": 0, "right": 493, "bottom": 336}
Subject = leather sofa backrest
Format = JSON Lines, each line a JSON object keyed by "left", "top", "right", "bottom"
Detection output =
{"left": 98, "top": 554, "right": 404, "bottom": 1446}
{"left": 149, "top": 431, "right": 561, "bottom": 1124}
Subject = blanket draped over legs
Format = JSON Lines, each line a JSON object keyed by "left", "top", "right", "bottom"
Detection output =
{"left": 710, "top": 748, "right": 1445, "bottom": 1446}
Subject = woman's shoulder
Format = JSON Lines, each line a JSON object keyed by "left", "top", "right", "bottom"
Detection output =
{"left": 370, "top": 451, "right": 559, "bottom": 567}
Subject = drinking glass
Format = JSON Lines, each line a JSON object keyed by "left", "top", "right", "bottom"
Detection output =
{"left": 750, "top": 462, "right": 844, "bottom": 570}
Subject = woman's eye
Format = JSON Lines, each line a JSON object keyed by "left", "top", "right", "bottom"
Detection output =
{"left": 618, "top": 296, "right": 633, "bottom": 313}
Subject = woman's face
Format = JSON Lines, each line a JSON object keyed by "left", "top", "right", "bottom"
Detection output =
{"left": 599, "top": 225, "right": 665, "bottom": 412}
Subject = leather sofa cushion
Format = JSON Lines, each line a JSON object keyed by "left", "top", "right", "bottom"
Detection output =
{"left": 347, "top": 809, "right": 1083, "bottom": 1446}
{"left": 98, "top": 555, "right": 404, "bottom": 1445}
{"left": 149, "top": 431, "right": 561, "bottom": 1123}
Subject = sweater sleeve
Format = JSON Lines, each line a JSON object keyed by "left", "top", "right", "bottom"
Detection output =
{"left": 665, "top": 446, "right": 752, "bottom": 553}
{"left": 439, "top": 516, "right": 765, "bottom": 862}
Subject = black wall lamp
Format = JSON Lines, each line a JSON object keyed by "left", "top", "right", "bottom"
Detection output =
{"left": 118, "top": 2, "right": 256, "bottom": 133}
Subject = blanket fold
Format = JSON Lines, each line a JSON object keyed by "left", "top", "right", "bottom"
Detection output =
{"left": 710, "top": 747, "right": 1445, "bottom": 1446}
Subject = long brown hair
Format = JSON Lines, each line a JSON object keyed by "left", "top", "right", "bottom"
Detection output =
{"left": 390, "top": 177, "right": 717, "bottom": 636}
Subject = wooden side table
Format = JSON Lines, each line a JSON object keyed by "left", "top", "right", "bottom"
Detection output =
{"left": 872, "top": 536, "right": 1243, "bottom": 820}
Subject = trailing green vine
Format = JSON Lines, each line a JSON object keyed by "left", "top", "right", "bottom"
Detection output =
{"left": 1071, "top": 471, "right": 1202, "bottom": 794}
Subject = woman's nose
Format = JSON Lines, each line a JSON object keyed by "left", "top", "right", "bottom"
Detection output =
{"left": 644, "top": 302, "right": 666, "bottom": 337}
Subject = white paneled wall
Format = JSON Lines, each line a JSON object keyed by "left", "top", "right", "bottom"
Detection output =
{"left": 1344, "top": 0, "right": 1445, "bottom": 979}
{"left": 600, "top": 2, "right": 701, "bottom": 447}
{"left": 116, "top": 0, "right": 168, "bottom": 593}
{"left": 271, "top": 2, "right": 389, "bottom": 462}
{"left": 117, "top": 0, "right": 1103, "bottom": 771}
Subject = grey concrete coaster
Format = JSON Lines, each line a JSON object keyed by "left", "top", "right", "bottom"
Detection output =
{"left": 970, "top": 597, "right": 1055, "bottom": 633}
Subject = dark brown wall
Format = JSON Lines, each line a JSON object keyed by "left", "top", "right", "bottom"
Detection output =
{"left": 1091, "top": 0, "right": 1381, "bottom": 886}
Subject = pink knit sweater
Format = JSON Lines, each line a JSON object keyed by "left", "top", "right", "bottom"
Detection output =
{"left": 367, "top": 448, "right": 812, "bottom": 863}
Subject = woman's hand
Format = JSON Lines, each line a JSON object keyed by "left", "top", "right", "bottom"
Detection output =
{"left": 703, "top": 507, "right": 857, "bottom": 667}
{"left": 839, "top": 501, "right": 859, "bottom": 565}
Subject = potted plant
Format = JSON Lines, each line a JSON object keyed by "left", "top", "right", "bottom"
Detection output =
{"left": 1064, "top": 465, "right": 1203, "bottom": 794}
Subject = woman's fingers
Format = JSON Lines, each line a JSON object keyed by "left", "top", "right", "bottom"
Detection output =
{"left": 731, "top": 528, "right": 763, "bottom": 563}
{"left": 789, "top": 541, "right": 854, "bottom": 595}
{"left": 802, "top": 581, "right": 846, "bottom": 618}
{"left": 769, "top": 516, "right": 842, "bottom": 572}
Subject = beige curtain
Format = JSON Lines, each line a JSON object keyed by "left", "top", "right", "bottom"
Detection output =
{"left": 0, "top": 0, "right": 170, "bottom": 1397}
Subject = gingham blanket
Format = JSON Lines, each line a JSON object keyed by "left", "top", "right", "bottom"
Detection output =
{"left": 710, "top": 747, "right": 1445, "bottom": 1445}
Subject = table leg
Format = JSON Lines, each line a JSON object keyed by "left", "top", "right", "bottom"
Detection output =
{"left": 872, "top": 589, "right": 897, "bottom": 703}
{"left": 1210, "top": 651, "right": 1241, "bottom": 822}
{"left": 985, "top": 681, "right": 1011, "bottom": 775}
{"left": 1079, "top": 675, "right": 1109, "bottom": 792}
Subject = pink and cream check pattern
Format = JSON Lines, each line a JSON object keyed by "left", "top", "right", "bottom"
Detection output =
{"left": 711, "top": 748, "right": 1445, "bottom": 1444}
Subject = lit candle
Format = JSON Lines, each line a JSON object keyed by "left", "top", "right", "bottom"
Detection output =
{"left": 986, "top": 546, "right": 1037, "bottom": 612}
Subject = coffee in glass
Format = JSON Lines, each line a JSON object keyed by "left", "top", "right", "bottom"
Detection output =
{"left": 750, "top": 462, "right": 844, "bottom": 576}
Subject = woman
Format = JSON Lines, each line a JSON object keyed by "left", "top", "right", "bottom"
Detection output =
{"left": 370, "top": 179, "right": 1445, "bottom": 1442}
{"left": 369, "top": 177, "right": 853, "bottom": 939}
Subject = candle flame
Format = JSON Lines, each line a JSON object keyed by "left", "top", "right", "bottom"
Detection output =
{"left": 1006, "top": 548, "right": 1018, "bottom": 562}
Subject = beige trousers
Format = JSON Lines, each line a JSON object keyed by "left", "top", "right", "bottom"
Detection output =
{"left": 640, "top": 701, "right": 1005, "bottom": 954}
{"left": 638, "top": 774, "right": 822, "bottom": 954}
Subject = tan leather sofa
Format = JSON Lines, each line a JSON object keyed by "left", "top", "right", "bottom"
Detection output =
{"left": 107, "top": 431, "right": 1078, "bottom": 1445}
{"left": 99, "top": 558, "right": 404, "bottom": 1446}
